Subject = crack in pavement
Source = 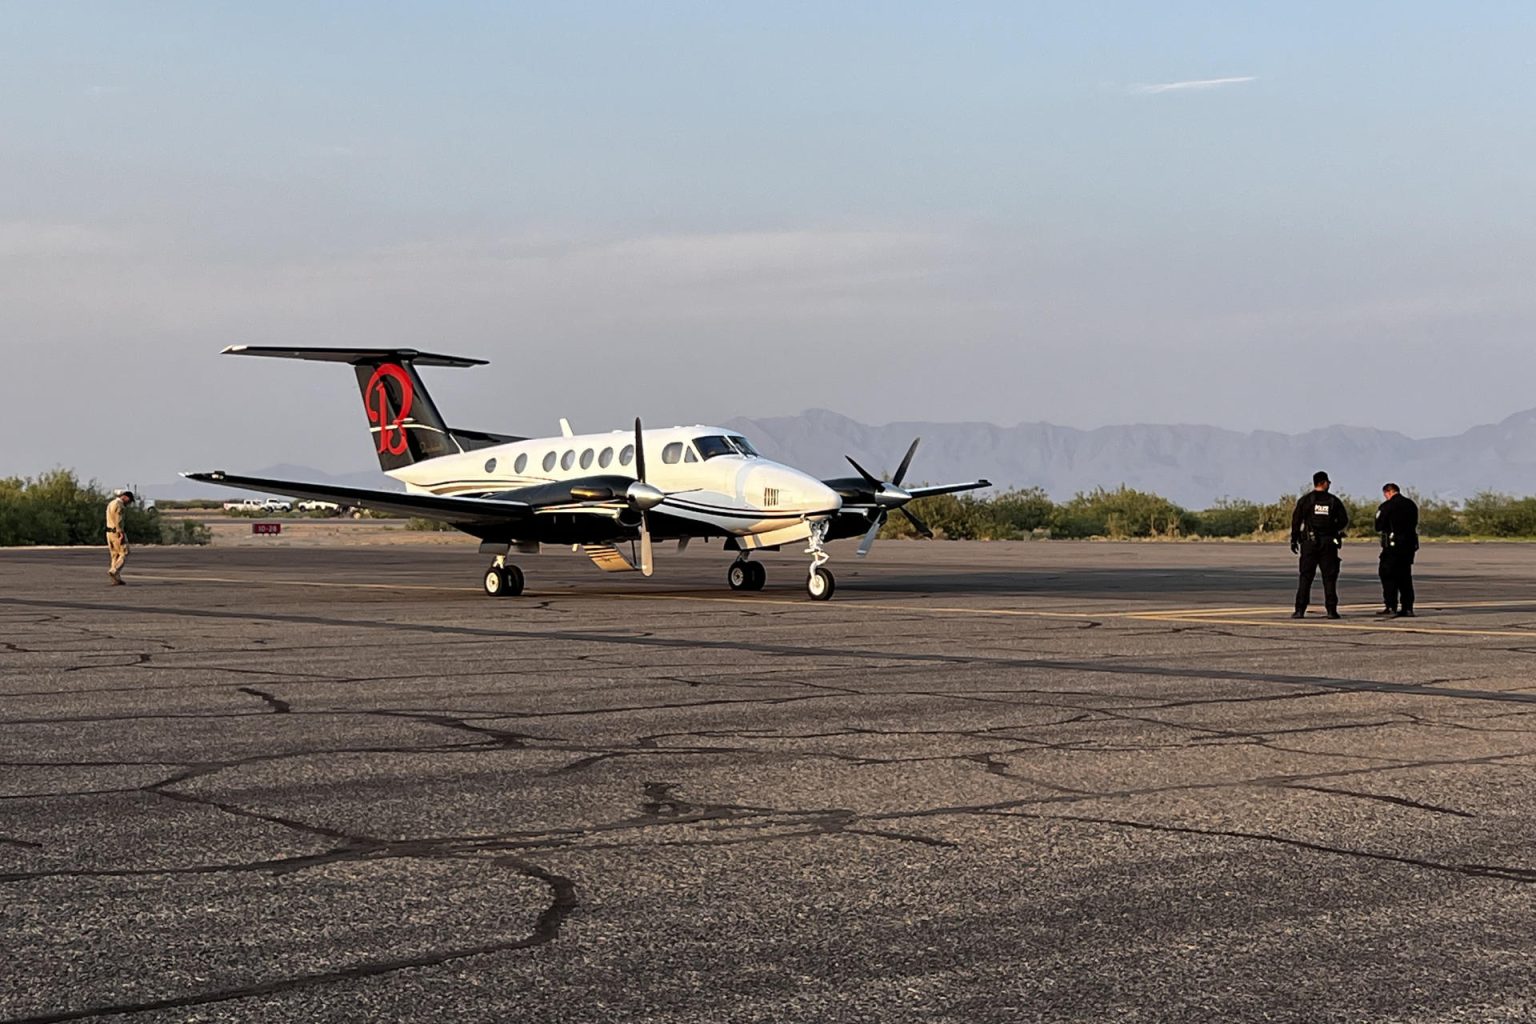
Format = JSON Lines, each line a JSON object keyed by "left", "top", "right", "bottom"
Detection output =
{"left": 237, "top": 686, "right": 291, "bottom": 713}
{"left": 0, "top": 855, "right": 576, "bottom": 1024}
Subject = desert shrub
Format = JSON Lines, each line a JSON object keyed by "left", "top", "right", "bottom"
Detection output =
{"left": 1194, "top": 498, "right": 1265, "bottom": 538}
{"left": 984, "top": 487, "right": 1056, "bottom": 539}
{"left": 1414, "top": 495, "right": 1465, "bottom": 537}
{"left": 406, "top": 517, "right": 456, "bottom": 532}
{"left": 1463, "top": 492, "right": 1536, "bottom": 537}
{"left": 1051, "top": 487, "right": 1189, "bottom": 539}
{"left": 159, "top": 519, "right": 212, "bottom": 545}
{"left": 0, "top": 470, "right": 206, "bottom": 546}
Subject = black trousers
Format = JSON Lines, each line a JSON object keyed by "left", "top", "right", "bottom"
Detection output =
{"left": 1379, "top": 552, "right": 1415, "bottom": 612}
{"left": 1296, "top": 541, "right": 1341, "bottom": 613}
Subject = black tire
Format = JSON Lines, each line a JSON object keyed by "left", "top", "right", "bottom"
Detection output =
{"left": 483, "top": 567, "right": 507, "bottom": 597}
{"left": 727, "top": 562, "right": 751, "bottom": 591}
{"left": 505, "top": 565, "right": 525, "bottom": 596}
{"left": 807, "top": 567, "right": 835, "bottom": 601}
{"left": 745, "top": 561, "right": 767, "bottom": 591}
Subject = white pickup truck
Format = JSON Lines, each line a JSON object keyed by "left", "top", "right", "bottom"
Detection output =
{"left": 221, "top": 498, "right": 291, "bottom": 513}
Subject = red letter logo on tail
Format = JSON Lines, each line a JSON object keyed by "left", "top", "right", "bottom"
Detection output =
{"left": 365, "top": 364, "right": 414, "bottom": 455}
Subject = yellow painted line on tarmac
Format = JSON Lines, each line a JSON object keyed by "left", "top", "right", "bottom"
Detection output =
{"left": 1142, "top": 598, "right": 1536, "bottom": 619}
{"left": 130, "top": 573, "right": 462, "bottom": 593}
{"left": 1133, "top": 612, "right": 1536, "bottom": 640}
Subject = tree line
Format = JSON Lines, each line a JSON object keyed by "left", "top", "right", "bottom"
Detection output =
{"left": 8, "top": 470, "right": 1536, "bottom": 546}
{"left": 882, "top": 486, "right": 1526, "bottom": 541}
{"left": 1, "top": 471, "right": 208, "bottom": 546}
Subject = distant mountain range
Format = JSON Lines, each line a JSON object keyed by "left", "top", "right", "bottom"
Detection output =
{"left": 162, "top": 409, "right": 1536, "bottom": 508}
{"left": 724, "top": 408, "right": 1536, "bottom": 507}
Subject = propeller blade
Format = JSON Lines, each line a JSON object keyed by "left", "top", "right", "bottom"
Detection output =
{"left": 900, "top": 506, "right": 934, "bottom": 539}
{"left": 844, "top": 455, "right": 882, "bottom": 489}
{"left": 892, "top": 437, "right": 921, "bottom": 486}
{"left": 633, "top": 417, "right": 647, "bottom": 483}
{"left": 639, "top": 512, "right": 654, "bottom": 577}
{"left": 856, "top": 513, "right": 886, "bottom": 558}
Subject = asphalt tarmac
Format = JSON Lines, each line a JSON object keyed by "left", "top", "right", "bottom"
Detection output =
{"left": 5, "top": 539, "right": 1536, "bottom": 1023}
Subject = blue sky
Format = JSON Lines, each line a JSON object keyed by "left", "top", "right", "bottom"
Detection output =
{"left": 3, "top": 2, "right": 1534, "bottom": 483}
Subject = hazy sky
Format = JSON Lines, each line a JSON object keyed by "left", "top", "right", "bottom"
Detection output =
{"left": 4, "top": 2, "right": 1534, "bottom": 485}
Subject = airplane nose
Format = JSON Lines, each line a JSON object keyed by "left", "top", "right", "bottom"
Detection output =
{"left": 745, "top": 465, "right": 842, "bottom": 514}
{"left": 803, "top": 476, "right": 841, "bottom": 514}
{"left": 782, "top": 470, "right": 840, "bottom": 514}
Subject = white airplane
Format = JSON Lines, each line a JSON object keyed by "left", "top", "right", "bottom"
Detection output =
{"left": 185, "top": 347, "right": 989, "bottom": 600}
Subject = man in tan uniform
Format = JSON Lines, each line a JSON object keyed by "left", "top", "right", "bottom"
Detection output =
{"left": 105, "top": 490, "right": 134, "bottom": 584}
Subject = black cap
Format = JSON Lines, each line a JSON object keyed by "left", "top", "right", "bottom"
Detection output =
{"left": 1312, "top": 471, "right": 1330, "bottom": 486}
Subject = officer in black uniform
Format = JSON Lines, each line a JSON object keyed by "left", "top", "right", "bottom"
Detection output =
{"left": 1290, "top": 470, "right": 1350, "bottom": 618}
{"left": 1374, "top": 482, "right": 1419, "bottom": 617}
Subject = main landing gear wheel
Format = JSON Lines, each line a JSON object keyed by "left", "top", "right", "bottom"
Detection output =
{"left": 483, "top": 564, "right": 525, "bottom": 597}
{"left": 727, "top": 561, "right": 767, "bottom": 592}
{"left": 806, "top": 567, "right": 835, "bottom": 601}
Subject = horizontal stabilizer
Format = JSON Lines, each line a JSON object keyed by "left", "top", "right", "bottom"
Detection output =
{"left": 222, "top": 346, "right": 487, "bottom": 368}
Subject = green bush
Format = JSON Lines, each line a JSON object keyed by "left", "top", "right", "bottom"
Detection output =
{"left": 1193, "top": 498, "right": 1265, "bottom": 538}
{"left": 1463, "top": 491, "right": 1536, "bottom": 537}
{"left": 1415, "top": 494, "right": 1465, "bottom": 537}
{"left": 985, "top": 487, "right": 1056, "bottom": 539}
{"left": 1050, "top": 487, "right": 1190, "bottom": 539}
{"left": 159, "top": 519, "right": 212, "bottom": 545}
{"left": 0, "top": 470, "right": 205, "bottom": 546}
{"left": 406, "top": 517, "right": 455, "bottom": 532}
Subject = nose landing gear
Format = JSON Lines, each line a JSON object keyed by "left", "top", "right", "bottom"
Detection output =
{"left": 805, "top": 520, "right": 835, "bottom": 601}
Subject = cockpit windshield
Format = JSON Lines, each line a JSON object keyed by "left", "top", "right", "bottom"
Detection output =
{"left": 692, "top": 435, "right": 760, "bottom": 460}
{"left": 692, "top": 436, "right": 737, "bottom": 460}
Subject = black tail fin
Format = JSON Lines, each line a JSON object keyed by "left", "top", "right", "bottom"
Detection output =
{"left": 222, "top": 346, "right": 487, "bottom": 471}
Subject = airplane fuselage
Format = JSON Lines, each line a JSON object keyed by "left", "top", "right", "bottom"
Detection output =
{"left": 390, "top": 425, "right": 841, "bottom": 541}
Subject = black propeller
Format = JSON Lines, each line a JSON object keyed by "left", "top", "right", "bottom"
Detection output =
{"left": 846, "top": 438, "right": 934, "bottom": 556}
{"left": 626, "top": 417, "right": 664, "bottom": 576}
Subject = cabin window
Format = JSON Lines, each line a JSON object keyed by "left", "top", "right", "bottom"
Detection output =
{"left": 619, "top": 444, "right": 635, "bottom": 466}
{"left": 514, "top": 453, "right": 528, "bottom": 474}
{"left": 580, "top": 448, "right": 594, "bottom": 469}
{"left": 542, "top": 452, "right": 556, "bottom": 472}
{"left": 598, "top": 447, "right": 613, "bottom": 468}
{"left": 662, "top": 442, "right": 684, "bottom": 464}
{"left": 684, "top": 447, "right": 698, "bottom": 463}
{"left": 561, "top": 450, "right": 575, "bottom": 470}
{"left": 484, "top": 458, "right": 497, "bottom": 473}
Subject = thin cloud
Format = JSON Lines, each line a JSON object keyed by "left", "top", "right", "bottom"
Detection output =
{"left": 1129, "top": 76, "right": 1256, "bottom": 96}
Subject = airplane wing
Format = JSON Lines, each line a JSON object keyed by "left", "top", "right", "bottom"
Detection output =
{"left": 906, "top": 480, "right": 992, "bottom": 499}
{"left": 181, "top": 471, "right": 529, "bottom": 525}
